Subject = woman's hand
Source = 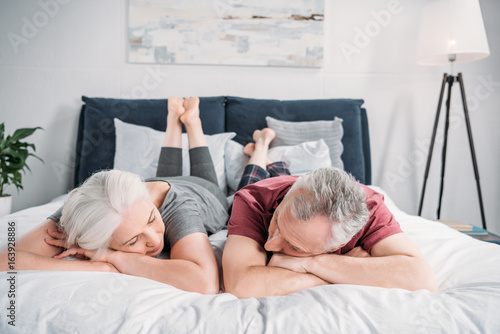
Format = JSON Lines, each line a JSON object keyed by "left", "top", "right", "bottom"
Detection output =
{"left": 54, "top": 246, "right": 116, "bottom": 263}
{"left": 54, "top": 246, "right": 121, "bottom": 273}
{"left": 44, "top": 227, "right": 70, "bottom": 249}
{"left": 45, "top": 227, "right": 91, "bottom": 260}
{"left": 44, "top": 227, "right": 88, "bottom": 258}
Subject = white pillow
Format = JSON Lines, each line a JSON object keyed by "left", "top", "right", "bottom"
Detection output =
{"left": 225, "top": 139, "right": 332, "bottom": 194}
{"left": 267, "top": 139, "right": 331, "bottom": 175}
{"left": 265, "top": 116, "right": 344, "bottom": 170}
{"left": 113, "top": 118, "right": 235, "bottom": 194}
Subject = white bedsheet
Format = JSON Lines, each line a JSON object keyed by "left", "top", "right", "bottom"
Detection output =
{"left": 1, "top": 187, "right": 500, "bottom": 333}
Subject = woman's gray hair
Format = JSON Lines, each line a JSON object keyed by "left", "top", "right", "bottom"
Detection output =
{"left": 285, "top": 167, "right": 369, "bottom": 251}
{"left": 60, "top": 170, "right": 149, "bottom": 260}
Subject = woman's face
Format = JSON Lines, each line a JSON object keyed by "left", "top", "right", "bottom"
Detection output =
{"left": 108, "top": 199, "right": 165, "bottom": 257}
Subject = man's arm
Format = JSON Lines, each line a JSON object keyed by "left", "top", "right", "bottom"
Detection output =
{"left": 222, "top": 235, "right": 328, "bottom": 298}
{"left": 269, "top": 233, "right": 438, "bottom": 292}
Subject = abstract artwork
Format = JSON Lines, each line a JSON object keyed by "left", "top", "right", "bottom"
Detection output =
{"left": 128, "top": 0, "right": 324, "bottom": 67}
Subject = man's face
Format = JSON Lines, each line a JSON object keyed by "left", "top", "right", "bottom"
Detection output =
{"left": 264, "top": 199, "right": 334, "bottom": 257}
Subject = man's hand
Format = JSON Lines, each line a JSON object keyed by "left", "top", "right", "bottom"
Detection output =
{"left": 223, "top": 235, "right": 328, "bottom": 298}
{"left": 283, "top": 234, "right": 438, "bottom": 291}
{"left": 345, "top": 246, "right": 371, "bottom": 258}
{"left": 269, "top": 246, "right": 372, "bottom": 274}
{"left": 267, "top": 253, "right": 310, "bottom": 273}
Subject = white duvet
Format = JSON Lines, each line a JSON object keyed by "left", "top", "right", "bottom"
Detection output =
{"left": 1, "top": 187, "right": 500, "bottom": 333}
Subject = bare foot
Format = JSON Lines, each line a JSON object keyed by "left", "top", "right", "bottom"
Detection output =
{"left": 253, "top": 128, "right": 276, "bottom": 146}
{"left": 245, "top": 128, "right": 275, "bottom": 166}
{"left": 180, "top": 97, "right": 201, "bottom": 126}
{"left": 243, "top": 143, "right": 255, "bottom": 156}
{"left": 167, "top": 97, "right": 185, "bottom": 121}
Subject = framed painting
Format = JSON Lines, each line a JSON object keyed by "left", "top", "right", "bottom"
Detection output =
{"left": 128, "top": 0, "right": 324, "bottom": 67}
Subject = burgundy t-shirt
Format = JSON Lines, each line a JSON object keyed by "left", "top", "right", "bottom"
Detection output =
{"left": 227, "top": 175, "right": 403, "bottom": 254}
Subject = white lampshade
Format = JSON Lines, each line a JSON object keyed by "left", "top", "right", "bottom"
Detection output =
{"left": 417, "top": 0, "right": 490, "bottom": 66}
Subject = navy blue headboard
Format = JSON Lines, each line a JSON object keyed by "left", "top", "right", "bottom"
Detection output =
{"left": 74, "top": 96, "right": 371, "bottom": 187}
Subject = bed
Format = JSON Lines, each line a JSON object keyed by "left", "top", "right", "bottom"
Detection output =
{"left": 1, "top": 96, "right": 500, "bottom": 333}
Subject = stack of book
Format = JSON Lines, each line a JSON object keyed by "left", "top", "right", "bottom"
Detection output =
{"left": 438, "top": 220, "right": 489, "bottom": 236}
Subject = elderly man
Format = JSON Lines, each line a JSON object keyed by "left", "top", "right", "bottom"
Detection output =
{"left": 222, "top": 167, "right": 438, "bottom": 298}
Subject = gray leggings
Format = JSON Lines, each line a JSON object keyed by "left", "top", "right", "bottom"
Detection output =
{"left": 155, "top": 146, "right": 228, "bottom": 210}
{"left": 156, "top": 146, "right": 219, "bottom": 186}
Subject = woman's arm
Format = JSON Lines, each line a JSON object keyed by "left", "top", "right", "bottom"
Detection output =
{"left": 0, "top": 219, "right": 118, "bottom": 272}
{"left": 0, "top": 249, "right": 118, "bottom": 272}
{"left": 12, "top": 219, "right": 63, "bottom": 257}
{"left": 109, "top": 232, "right": 219, "bottom": 293}
{"left": 55, "top": 232, "right": 219, "bottom": 294}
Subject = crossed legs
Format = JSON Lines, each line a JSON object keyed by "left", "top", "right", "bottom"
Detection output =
{"left": 156, "top": 97, "right": 218, "bottom": 186}
{"left": 164, "top": 97, "right": 207, "bottom": 149}
{"left": 237, "top": 128, "right": 290, "bottom": 190}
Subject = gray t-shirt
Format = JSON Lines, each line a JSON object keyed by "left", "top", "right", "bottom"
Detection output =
{"left": 48, "top": 176, "right": 228, "bottom": 249}
{"left": 152, "top": 177, "right": 228, "bottom": 248}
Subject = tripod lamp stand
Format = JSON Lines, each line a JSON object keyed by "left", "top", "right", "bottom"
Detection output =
{"left": 416, "top": 0, "right": 490, "bottom": 229}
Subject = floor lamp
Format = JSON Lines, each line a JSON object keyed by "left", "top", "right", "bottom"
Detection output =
{"left": 416, "top": 0, "right": 490, "bottom": 229}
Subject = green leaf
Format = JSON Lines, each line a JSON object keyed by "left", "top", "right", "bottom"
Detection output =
{"left": 9, "top": 127, "right": 42, "bottom": 142}
{"left": 0, "top": 125, "right": 44, "bottom": 194}
{"left": 28, "top": 152, "right": 44, "bottom": 163}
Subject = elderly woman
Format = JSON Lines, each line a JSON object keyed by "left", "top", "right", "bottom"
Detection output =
{"left": 0, "top": 97, "right": 228, "bottom": 294}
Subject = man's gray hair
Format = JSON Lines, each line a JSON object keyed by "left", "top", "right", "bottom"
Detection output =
{"left": 285, "top": 167, "right": 369, "bottom": 250}
{"left": 60, "top": 170, "right": 149, "bottom": 260}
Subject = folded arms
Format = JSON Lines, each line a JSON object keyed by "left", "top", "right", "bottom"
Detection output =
{"left": 223, "top": 233, "right": 438, "bottom": 299}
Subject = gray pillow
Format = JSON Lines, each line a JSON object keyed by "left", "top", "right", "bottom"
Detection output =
{"left": 266, "top": 116, "right": 344, "bottom": 170}
{"left": 224, "top": 139, "right": 332, "bottom": 195}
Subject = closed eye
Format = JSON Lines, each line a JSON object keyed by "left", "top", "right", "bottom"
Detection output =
{"left": 275, "top": 212, "right": 305, "bottom": 253}
{"left": 287, "top": 242, "right": 301, "bottom": 252}
{"left": 123, "top": 209, "right": 155, "bottom": 247}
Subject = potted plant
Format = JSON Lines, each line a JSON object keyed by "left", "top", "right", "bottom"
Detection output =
{"left": 0, "top": 123, "right": 43, "bottom": 217}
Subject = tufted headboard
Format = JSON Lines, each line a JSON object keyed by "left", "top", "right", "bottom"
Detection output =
{"left": 73, "top": 96, "right": 371, "bottom": 187}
